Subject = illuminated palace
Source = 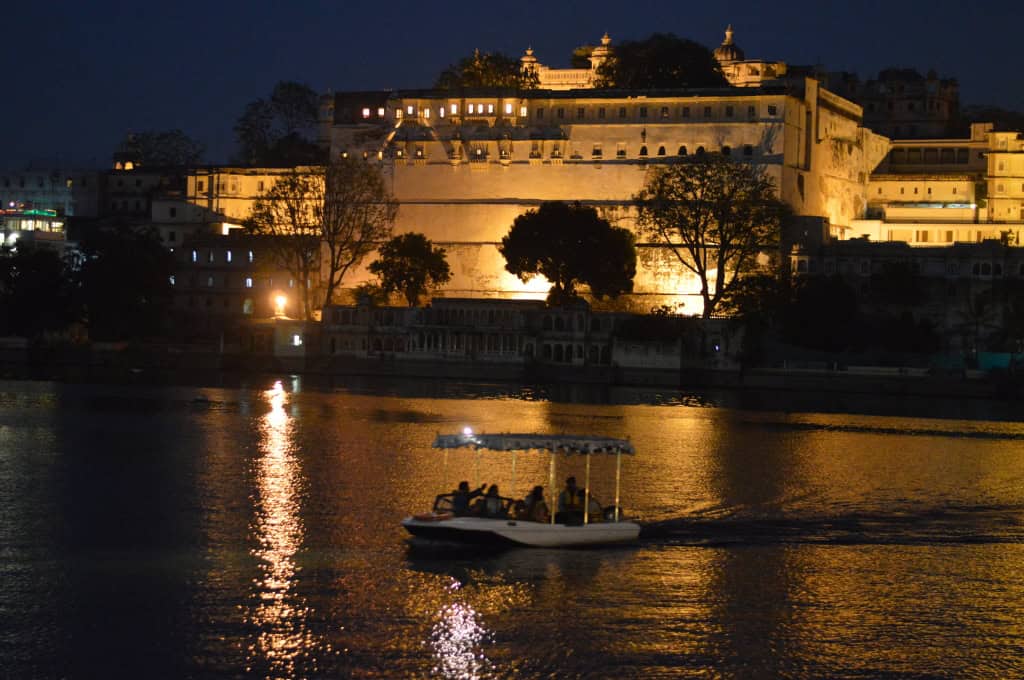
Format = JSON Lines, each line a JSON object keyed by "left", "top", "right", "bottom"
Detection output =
{"left": 307, "top": 30, "right": 886, "bottom": 310}
{"left": 177, "top": 29, "right": 896, "bottom": 313}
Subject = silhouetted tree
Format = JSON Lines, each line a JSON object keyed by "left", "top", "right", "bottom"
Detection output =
{"left": 114, "top": 129, "right": 205, "bottom": 167}
{"left": 570, "top": 45, "right": 594, "bottom": 69}
{"left": 596, "top": 33, "right": 727, "bottom": 89}
{"left": 78, "top": 227, "right": 173, "bottom": 341}
{"left": 247, "top": 158, "right": 396, "bottom": 318}
{"left": 435, "top": 50, "right": 539, "bottom": 90}
{"left": 635, "top": 154, "right": 787, "bottom": 318}
{"left": 234, "top": 81, "right": 323, "bottom": 166}
{"left": 369, "top": 233, "right": 452, "bottom": 306}
{"left": 500, "top": 201, "right": 636, "bottom": 305}
{"left": 782, "top": 275, "right": 861, "bottom": 352}
{"left": 0, "top": 245, "right": 80, "bottom": 337}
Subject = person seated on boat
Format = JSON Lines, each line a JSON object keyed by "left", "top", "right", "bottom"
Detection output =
{"left": 579, "top": 488, "right": 604, "bottom": 523}
{"left": 556, "top": 476, "right": 584, "bottom": 525}
{"left": 451, "top": 480, "right": 486, "bottom": 516}
{"left": 477, "top": 484, "right": 506, "bottom": 518}
{"left": 522, "top": 485, "right": 550, "bottom": 523}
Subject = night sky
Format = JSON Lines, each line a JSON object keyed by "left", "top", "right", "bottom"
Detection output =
{"left": 2, "top": 0, "right": 1021, "bottom": 170}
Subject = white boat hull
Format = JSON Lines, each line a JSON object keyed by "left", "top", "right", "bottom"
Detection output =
{"left": 401, "top": 516, "right": 641, "bottom": 548}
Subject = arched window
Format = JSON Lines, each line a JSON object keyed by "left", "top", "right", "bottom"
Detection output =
{"left": 696, "top": 146, "right": 706, "bottom": 156}
{"left": 639, "top": 145, "right": 648, "bottom": 157}
{"left": 657, "top": 146, "right": 666, "bottom": 156}
{"left": 678, "top": 145, "right": 687, "bottom": 156}
{"left": 721, "top": 145, "right": 731, "bottom": 156}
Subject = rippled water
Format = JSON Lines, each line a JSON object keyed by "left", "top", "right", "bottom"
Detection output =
{"left": 1, "top": 378, "right": 1023, "bottom": 678}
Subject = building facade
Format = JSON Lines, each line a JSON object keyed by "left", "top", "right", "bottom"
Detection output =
{"left": 318, "top": 79, "right": 887, "bottom": 312}
{"left": 852, "top": 124, "right": 1024, "bottom": 246}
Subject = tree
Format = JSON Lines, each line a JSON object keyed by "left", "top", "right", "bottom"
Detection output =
{"left": 114, "top": 129, "right": 205, "bottom": 167}
{"left": 247, "top": 158, "right": 397, "bottom": 319}
{"left": 435, "top": 50, "right": 539, "bottom": 90}
{"left": 634, "top": 154, "right": 787, "bottom": 318}
{"left": 77, "top": 227, "right": 174, "bottom": 341}
{"left": 234, "top": 81, "right": 323, "bottom": 166}
{"left": 0, "top": 245, "right": 80, "bottom": 338}
{"left": 781, "top": 275, "right": 861, "bottom": 352}
{"left": 595, "top": 33, "right": 727, "bottom": 89}
{"left": 500, "top": 201, "right": 636, "bottom": 306}
{"left": 369, "top": 233, "right": 452, "bottom": 306}
{"left": 570, "top": 45, "right": 594, "bottom": 69}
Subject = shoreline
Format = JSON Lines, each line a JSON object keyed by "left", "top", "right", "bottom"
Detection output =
{"left": 1, "top": 343, "right": 1018, "bottom": 403}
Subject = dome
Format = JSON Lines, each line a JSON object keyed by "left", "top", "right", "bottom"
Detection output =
{"left": 713, "top": 25, "right": 745, "bottom": 64}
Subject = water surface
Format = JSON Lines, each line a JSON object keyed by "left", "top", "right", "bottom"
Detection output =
{"left": 1, "top": 378, "right": 1022, "bottom": 678}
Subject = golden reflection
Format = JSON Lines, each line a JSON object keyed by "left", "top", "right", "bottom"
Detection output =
{"left": 249, "top": 380, "right": 310, "bottom": 677}
{"left": 430, "top": 580, "right": 492, "bottom": 679}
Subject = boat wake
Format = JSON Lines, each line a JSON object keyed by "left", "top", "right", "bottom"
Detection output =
{"left": 640, "top": 503, "right": 1024, "bottom": 547}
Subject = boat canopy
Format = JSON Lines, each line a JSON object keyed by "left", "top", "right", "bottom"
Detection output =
{"left": 432, "top": 432, "right": 635, "bottom": 455}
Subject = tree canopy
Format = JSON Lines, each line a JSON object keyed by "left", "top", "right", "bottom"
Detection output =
{"left": 0, "top": 245, "right": 79, "bottom": 338}
{"left": 634, "top": 154, "right": 787, "bottom": 318}
{"left": 435, "top": 50, "right": 538, "bottom": 90}
{"left": 596, "top": 33, "right": 727, "bottom": 89}
{"left": 369, "top": 233, "right": 452, "bottom": 306}
{"left": 247, "top": 157, "right": 397, "bottom": 319}
{"left": 115, "top": 129, "right": 205, "bottom": 167}
{"left": 78, "top": 227, "right": 174, "bottom": 341}
{"left": 500, "top": 201, "right": 636, "bottom": 306}
{"left": 234, "top": 81, "right": 324, "bottom": 166}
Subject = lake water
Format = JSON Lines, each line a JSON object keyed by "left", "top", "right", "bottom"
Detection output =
{"left": 1, "top": 377, "right": 1023, "bottom": 678}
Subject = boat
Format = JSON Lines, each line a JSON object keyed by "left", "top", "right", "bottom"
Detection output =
{"left": 401, "top": 430, "right": 642, "bottom": 548}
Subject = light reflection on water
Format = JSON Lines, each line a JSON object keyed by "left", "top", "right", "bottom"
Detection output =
{"left": 430, "top": 581, "right": 492, "bottom": 680}
{"left": 2, "top": 379, "right": 1024, "bottom": 678}
{"left": 248, "top": 380, "right": 312, "bottom": 677}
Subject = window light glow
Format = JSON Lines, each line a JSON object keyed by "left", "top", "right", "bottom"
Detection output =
{"left": 505, "top": 103, "right": 513, "bottom": 115}
{"left": 450, "top": 104, "right": 457, "bottom": 115}
{"left": 362, "top": 107, "right": 371, "bottom": 118}
{"left": 377, "top": 107, "right": 385, "bottom": 117}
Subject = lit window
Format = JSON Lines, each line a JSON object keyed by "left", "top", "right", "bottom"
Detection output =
{"left": 519, "top": 105, "right": 527, "bottom": 116}
{"left": 207, "top": 276, "right": 214, "bottom": 287}
{"left": 487, "top": 103, "right": 494, "bottom": 114}
{"left": 424, "top": 108, "right": 430, "bottom": 118}
{"left": 406, "top": 105, "right": 414, "bottom": 115}
{"left": 439, "top": 106, "right": 445, "bottom": 118}
{"left": 226, "top": 250, "right": 232, "bottom": 263}
{"left": 191, "top": 250, "right": 197, "bottom": 263}
{"left": 169, "top": 275, "right": 175, "bottom": 286}
{"left": 289, "top": 279, "right": 295, "bottom": 288}
{"left": 450, "top": 103, "right": 458, "bottom": 115}
{"left": 505, "top": 103, "right": 513, "bottom": 115}
{"left": 362, "top": 107, "right": 371, "bottom": 118}
{"left": 292, "top": 334, "right": 303, "bottom": 347}
{"left": 377, "top": 107, "right": 385, "bottom": 117}
{"left": 248, "top": 250, "right": 254, "bottom": 263}
{"left": 395, "top": 109, "right": 402, "bottom": 119}
{"left": 245, "top": 277, "right": 253, "bottom": 288}
{"left": 468, "top": 104, "right": 475, "bottom": 114}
